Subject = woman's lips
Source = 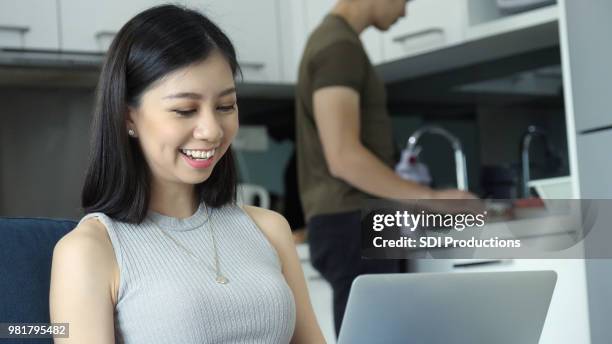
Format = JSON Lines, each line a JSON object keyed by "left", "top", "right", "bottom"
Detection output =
{"left": 179, "top": 150, "right": 215, "bottom": 169}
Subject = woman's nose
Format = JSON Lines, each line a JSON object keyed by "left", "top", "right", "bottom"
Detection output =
{"left": 193, "top": 110, "right": 223, "bottom": 142}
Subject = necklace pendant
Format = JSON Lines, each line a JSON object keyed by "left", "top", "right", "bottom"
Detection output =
{"left": 216, "top": 276, "right": 229, "bottom": 285}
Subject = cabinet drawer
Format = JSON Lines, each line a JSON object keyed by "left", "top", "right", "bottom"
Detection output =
{"left": 382, "top": 0, "right": 467, "bottom": 61}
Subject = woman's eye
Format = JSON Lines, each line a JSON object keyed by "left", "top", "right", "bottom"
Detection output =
{"left": 173, "top": 109, "right": 197, "bottom": 116}
{"left": 218, "top": 104, "right": 236, "bottom": 113}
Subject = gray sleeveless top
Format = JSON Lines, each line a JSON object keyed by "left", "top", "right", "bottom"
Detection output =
{"left": 77, "top": 203, "right": 296, "bottom": 343}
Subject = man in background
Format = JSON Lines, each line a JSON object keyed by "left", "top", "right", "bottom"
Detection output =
{"left": 295, "top": 0, "right": 476, "bottom": 336}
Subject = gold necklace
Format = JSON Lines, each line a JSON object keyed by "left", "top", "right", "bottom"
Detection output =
{"left": 153, "top": 205, "right": 229, "bottom": 285}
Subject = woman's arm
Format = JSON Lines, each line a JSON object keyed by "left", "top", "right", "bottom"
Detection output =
{"left": 49, "top": 219, "right": 118, "bottom": 344}
{"left": 243, "top": 206, "right": 326, "bottom": 344}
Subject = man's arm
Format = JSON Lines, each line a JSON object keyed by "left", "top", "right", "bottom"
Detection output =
{"left": 313, "top": 86, "right": 473, "bottom": 200}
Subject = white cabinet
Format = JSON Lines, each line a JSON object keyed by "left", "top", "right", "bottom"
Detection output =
{"left": 302, "top": 0, "right": 385, "bottom": 64}
{"left": 0, "top": 0, "right": 59, "bottom": 50}
{"left": 559, "top": 1, "right": 612, "bottom": 342}
{"left": 381, "top": 0, "right": 467, "bottom": 62}
{"left": 558, "top": 0, "right": 612, "bottom": 133}
{"left": 280, "top": 0, "right": 386, "bottom": 83}
{"left": 58, "top": 0, "right": 283, "bottom": 83}
{"left": 465, "top": 0, "right": 558, "bottom": 40}
{"left": 200, "top": 0, "right": 283, "bottom": 83}
{"left": 575, "top": 130, "right": 612, "bottom": 199}
{"left": 277, "top": 0, "right": 305, "bottom": 83}
{"left": 58, "top": 0, "right": 168, "bottom": 52}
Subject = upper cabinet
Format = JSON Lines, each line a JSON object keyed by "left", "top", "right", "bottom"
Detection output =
{"left": 465, "top": 0, "right": 558, "bottom": 40}
{"left": 279, "top": 0, "right": 386, "bottom": 83}
{"left": 58, "top": 0, "right": 283, "bottom": 83}
{"left": 302, "top": 0, "right": 385, "bottom": 63}
{"left": 0, "top": 0, "right": 60, "bottom": 50}
{"left": 280, "top": 0, "right": 470, "bottom": 82}
{"left": 0, "top": 0, "right": 564, "bottom": 85}
{"left": 198, "top": 0, "right": 283, "bottom": 84}
{"left": 58, "top": 0, "right": 165, "bottom": 52}
{"left": 300, "top": 0, "right": 385, "bottom": 65}
{"left": 382, "top": 0, "right": 467, "bottom": 62}
{"left": 558, "top": 0, "right": 612, "bottom": 133}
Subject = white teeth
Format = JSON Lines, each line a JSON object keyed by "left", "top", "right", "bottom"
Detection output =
{"left": 181, "top": 148, "right": 215, "bottom": 159}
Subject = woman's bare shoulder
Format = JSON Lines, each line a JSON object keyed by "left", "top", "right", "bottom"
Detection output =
{"left": 55, "top": 218, "right": 114, "bottom": 258}
{"left": 241, "top": 206, "right": 294, "bottom": 261}
{"left": 241, "top": 205, "right": 289, "bottom": 231}
{"left": 52, "top": 217, "right": 120, "bottom": 303}
{"left": 50, "top": 218, "right": 120, "bottom": 341}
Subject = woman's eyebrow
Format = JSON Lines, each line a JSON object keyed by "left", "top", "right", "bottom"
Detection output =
{"left": 163, "top": 92, "right": 202, "bottom": 100}
{"left": 218, "top": 87, "right": 236, "bottom": 97}
{"left": 163, "top": 87, "right": 236, "bottom": 100}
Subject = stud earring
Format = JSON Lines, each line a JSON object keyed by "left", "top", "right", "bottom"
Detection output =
{"left": 128, "top": 129, "right": 136, "bottom": 137}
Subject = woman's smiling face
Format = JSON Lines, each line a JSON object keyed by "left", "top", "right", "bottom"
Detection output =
{"left": 127, "top": 50, "right": 238, "bottom": 186}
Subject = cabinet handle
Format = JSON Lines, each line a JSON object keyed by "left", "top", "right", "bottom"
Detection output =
{"left": 94, "top": 31, "right": 117, "bottom": 51}
{"left": 239, "top": 61, "right": 265, "bottom": 70}
{"left": 392, "top": 27, "right": 445, "bottom": 44}
{"left": 0, "top": 25, "right": 30, "bottom": 34}
{"left": 94, "top": 30, "right": 117, "bottom": 40}
{"left": 0, "top": 25, "right": 30, "bottom": 49}
{"left": 452, "top": 259, "right": 510, "bottom": 268}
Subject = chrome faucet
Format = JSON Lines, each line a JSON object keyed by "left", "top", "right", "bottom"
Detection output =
{"left": 520, "top": 125, "right": 552, "bottom": 198}
{"left": 406, "top": 126, "right": 468, "bottom": 191}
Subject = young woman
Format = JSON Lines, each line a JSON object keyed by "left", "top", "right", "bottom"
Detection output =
{"left": 49, "top": 5, "right": 325, "bottom": 343}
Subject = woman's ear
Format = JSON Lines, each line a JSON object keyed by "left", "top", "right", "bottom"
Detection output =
{"left": 126, "top": 106, "right": 138, "bottom": 137}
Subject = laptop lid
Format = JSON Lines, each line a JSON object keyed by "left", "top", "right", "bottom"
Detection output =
{"left": 337, "top": 270, "right": 557, "bottom": 344}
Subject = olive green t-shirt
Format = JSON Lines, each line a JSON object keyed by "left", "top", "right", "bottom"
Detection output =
{"left": 295, "top": 14, "right": 395, "bottom": 221}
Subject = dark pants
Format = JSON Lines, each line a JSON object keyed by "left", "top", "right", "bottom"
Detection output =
{"left": 308, "top": 210, "right": 403, "bottom": 337}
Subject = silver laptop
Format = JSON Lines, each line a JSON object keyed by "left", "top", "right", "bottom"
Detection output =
{"left": 337, "top": 270, "right": 557, "bottom": 344}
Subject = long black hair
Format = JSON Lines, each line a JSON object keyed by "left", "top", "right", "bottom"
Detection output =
{"left": 82, "top": 4, "right": 239, "bottom": 223}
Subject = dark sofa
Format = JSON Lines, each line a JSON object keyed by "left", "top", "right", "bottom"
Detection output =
{"left": 0, "top": 217, "right": 76, "bottom": 344}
